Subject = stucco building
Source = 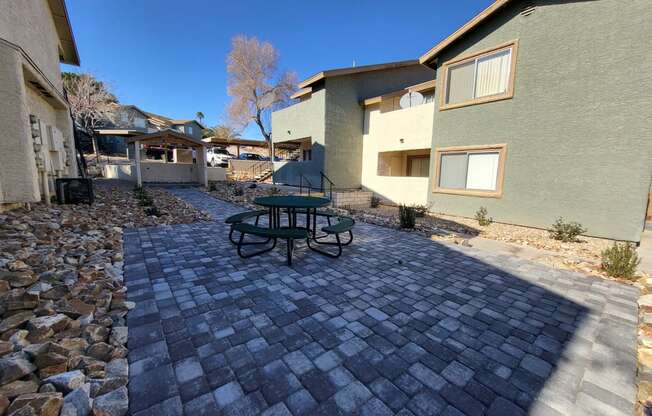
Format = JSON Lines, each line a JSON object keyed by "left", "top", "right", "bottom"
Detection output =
{"left": 272, "top": 0, "right": 652, "bottom": 242}
{"left": 0, "top": 0, "right": 80, "bottom": 209}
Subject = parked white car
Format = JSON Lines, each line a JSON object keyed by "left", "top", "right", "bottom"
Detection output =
{"left": 207, "top": 147, "right": 235, "bottom": 167}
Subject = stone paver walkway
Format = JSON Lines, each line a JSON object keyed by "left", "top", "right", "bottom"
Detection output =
{"left": 124, "top": 187, "right": 639, "bottom": 416}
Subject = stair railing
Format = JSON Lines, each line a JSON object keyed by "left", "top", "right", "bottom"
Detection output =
{"left": 320, "top": 171, "right": 334, "bottom": 201}
{"left": 299, "top": 174, "right": 312, "bottom": 196}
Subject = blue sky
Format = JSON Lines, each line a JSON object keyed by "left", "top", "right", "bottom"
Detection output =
{"left": 63, "top": 0, "right": 492, "bottom": 139}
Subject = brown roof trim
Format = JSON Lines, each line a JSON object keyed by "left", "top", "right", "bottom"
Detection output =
{"left": 290, "top": 87, "right": 312, "bottom": 100}
{"left": 361, "top": 79, "right": 436, "bottom": 107}
{"left": 298, "top": 59, "right": 421, "bottom": 89}
{"left": 419, "top": 0, "right": 513, "bottom": 64}
{"left": 126, "top": 129, "right": 207, "bottom": 147}
{"left": 47, "top": 0, "right": 80, "bottom": 65}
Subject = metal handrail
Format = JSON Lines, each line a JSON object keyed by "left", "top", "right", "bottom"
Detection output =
{"left": 299, "top": 174, "right": 312, "bottom": 196}
{"left": 320, "top": 171, "right": 334, "bottom": 200}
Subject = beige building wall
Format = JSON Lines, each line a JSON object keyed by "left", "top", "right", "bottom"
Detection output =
{"left": 361, "top": 102, "right": 434, "bottom": 205}
{"left": 0, "top": 0, "right": 78, "bottom": 206}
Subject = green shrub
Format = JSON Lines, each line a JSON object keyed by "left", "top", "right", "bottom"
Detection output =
{"left": 233, "top": 186, "right": 244, "bottom": 196}
{"left": 144, "top": 206, "right": 160, "bottom": 216}
{"left": 267, "top": 186, "right": 281, "bottom": 196}
{"left": 601, "top": 242, "right": 640, "bottom": 279}
{"left": 413, "top": 205, "right": 428, "bottom": 218}
{"left": 549, "top": 217, "right": 586, "bottom": 242}
{"left": 475, "top": 207, "right": 493, "bottom": 227}
{"left": 208, "top": 182, "right": 217, "bottom": 192}
{"left": 370, "top": 195, "right": 381, "bottom": 208}
{"left": 398, "top": 205, "right": 416, "bottom": 229}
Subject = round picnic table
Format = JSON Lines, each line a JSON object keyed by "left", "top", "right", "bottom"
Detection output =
{"left": 254, "top": 195, "right": 331, "bottom": 239}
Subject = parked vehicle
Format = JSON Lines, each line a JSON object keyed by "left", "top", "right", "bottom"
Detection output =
{"left": 238, "top": 153, "right": 265, "bottom": 161}
{"left": 207, "top": 147, "right": 235, "bottom": 167}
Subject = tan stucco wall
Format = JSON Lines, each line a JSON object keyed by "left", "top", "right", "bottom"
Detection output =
{"left": 0, "top": 0, "right": 77, "bottom": 205}
{"left": 0, "top": 0, "right": 64, "bottom": 90}
{"left": 361, "top": 103, "right": 433, "bottom": 205}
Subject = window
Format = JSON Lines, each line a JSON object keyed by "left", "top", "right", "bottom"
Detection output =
{"left": 378, "top": 150, "right": 430, "bottom": 177}
{"left": 134, "top": 118, "right": 146, "bottom": 128}
{"left": 433, "top": 144, "right": 507, "bottom": 197}
{"left": 441, "top": 41, "right": 517, "bottom": 110}
{"left": 186, "top": 125, "right": 194, "bottom": 135}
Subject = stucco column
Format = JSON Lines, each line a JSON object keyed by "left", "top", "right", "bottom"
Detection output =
{"left": 197, "top": 146, "right": 208, "bottom": 187}
{"left": 134, "top": 140, "right": 142, "bottom": 187}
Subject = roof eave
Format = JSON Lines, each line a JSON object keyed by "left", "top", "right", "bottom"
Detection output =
{"left": 298, "top": 60, "right": 421, "bottom": 89}
{"left": 419, "top": 0, "right": 513, "bottom": 65}
{"left": 47, "top": 0, "right": 80, "bottom": 66}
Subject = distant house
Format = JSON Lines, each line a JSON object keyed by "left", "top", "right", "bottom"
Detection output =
{"left": 272, "top": 0, "right": 652, "bottom": 242}
{"left": 271, "top": 61, "right": 434, "bottom": 189}
{"left": 0, "top": 0, "right": 80, "bottom": 209}
{"left": 95, "top": 105, "right": 205, "bottom": 155}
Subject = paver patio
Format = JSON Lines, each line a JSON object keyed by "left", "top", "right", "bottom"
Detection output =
{"left": 124, "top": 187, "right": 639, "bottom": 416}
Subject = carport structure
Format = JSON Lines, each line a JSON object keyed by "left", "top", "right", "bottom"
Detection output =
{"left": 126, "top": 130, "right": 208, "bottom": 187}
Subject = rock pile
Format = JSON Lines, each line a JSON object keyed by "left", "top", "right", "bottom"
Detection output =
{"left": 0, "top": 182, "right": 209, "bottom": 416}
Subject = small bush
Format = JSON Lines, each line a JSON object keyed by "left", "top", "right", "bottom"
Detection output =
{"left": 601, "top": 242, "right": 641, "bottom": 279}
{"left": 208, "top": 182, "right": 217, "bottom": 192}
{"left": 413, "top": 205, "right": 428, "bottom": 218}
{"left": 549, "top": 217, "right": 586, "bottom": 242}
{"left": 398, "top": 205, "right": 416, "bottom": 229}
{"left": 144, "top": 206, "right": 160, "bottom": 216}
{"left": 475, "top": 207, "right": 493, "bottom": 227}
{"left": 267, "top": 186, "right": 281, "bottom": 196}
{"left": 370, "top": 195, "right": 381, "bottom": 208}
{"left": 233, "top": 186, "right": 244, "bottom": 196}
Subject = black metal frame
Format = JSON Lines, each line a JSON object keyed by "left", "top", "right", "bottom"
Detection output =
{"left": 228, "top": 214, "right": 272, "bottom": 246}
{"left": 307, "top": 228, "right": 353, "bottom": 258}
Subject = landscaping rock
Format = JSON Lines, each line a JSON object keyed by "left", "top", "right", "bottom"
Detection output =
{"left": 0, "top": 271, "right": 37, "bottom": 288}
{"left": 6, "top": 392, "right": 62, "bottom": 416}
{"left": 0, "top": 312, "right": 34, "bottom": 333}
{"left": 105, "top": 359, "right": 127, "bottom": 378}
{"left": 27, "top": 314, "right": 70, "bottom": 333}
{"left": 43, "top": 370, "right": 85, "bottom": 394}
{"left": 88, "top": 377, "right": 127, "bottom": 398}
{"left": 0, "top": 355, "right": 36, "bottom": 385}
{"left": 60, "top": 387, "right": 91, "bottom": 416}
{"left": 108, "top": 327, "right": 127, "bottom": 347}
{"left": 0, "top": 394, "right": 8, "bottom": 414}
{"left": 0, "top": 379, "right": 39, "bottom": 398}
{"left": 92, "top": 386, "right": 127, "bottom": 416}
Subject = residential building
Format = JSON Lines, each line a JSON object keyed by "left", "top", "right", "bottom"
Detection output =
{"left": 0, "top": 0, "right": 80, "bottom": 209}
{"left": 272, "top": 61, "right": 434, "bottom": 189}
{"left": 272, "top": 0, "right": 652, "bottom": 242}
{"left": 421, "top": 0, "right": 651, "bottom": 242}
{"left": 94, "top": 105, "right": 205, "bottom": 155}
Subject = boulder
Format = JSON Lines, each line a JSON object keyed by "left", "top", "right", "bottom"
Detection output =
{"left": 34, "top": 351, "right": 67, "bottom": 369}
{"left": 105, "top": 359, "right": 127, "bottom": 378}
{"left": 0, "top": 355, "right": 36, "bottom": 385}
{"left": 8, "top": 331, "right": 30, "bottom": 350}
{"left": 0, "top": 271, "right": 37, "bottom": 288}
{"left": 42, "top": 370, "right": 85, "bottom": 394}
{"left": 60, "top": 387, "right": 91, "bottom": 416}
{"left": 108, "top": 327, "right": 127, "bottom": 347}
{"left": 88, "top": 377, "right": 127, "bottom": 398}
{"left": 27, "top": 314, "right": 70, "bottom": 333}
{"left": 86, "top": 343, "right": 113, "bottom": 362}
{"left": 0, "top": 312, "right": 34, "bottom": 334}
{"left": 91, "top": 386, "right": 127, "bottom": 416}
{"left": 0, "top": 341, "right": 13, "bottom": 357}
{"left": 82, "top": 325, "right": 109, "bottom": 343}
{"left": 39, "top": 383, "right": 57, "bottom": 393}
{"left": 59, "top": 338, "right": 89, "bottom": 353}
{"left": 0, "top": 378, "right": 39, "bottom": 398}
{"left": 6, "top": 392, "right": 63, "bottom": 416}
{"left": 0, "top": 394, "right": 8, "bottom": 414}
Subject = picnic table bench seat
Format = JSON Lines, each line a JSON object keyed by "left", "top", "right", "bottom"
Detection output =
{"left": 225, "top": 209, "right": 269, "bottom": 245}
{"left": 307, "top": 216, "right": 355, "bottom": 258}
{"left": 233, "top": 223, "right": 308, "bottom": 266}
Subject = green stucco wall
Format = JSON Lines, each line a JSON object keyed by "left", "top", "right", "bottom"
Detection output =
{"left": 271, "top": 88, "right": 326, "bottom": 186}
{"left": 324, "top": 66, "right": 435, "bottom": 188}
{"left": 428, "top": 0, "right": 652, "bottom": 242}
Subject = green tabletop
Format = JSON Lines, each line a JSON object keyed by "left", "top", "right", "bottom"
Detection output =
{"left": 254, "top": 195, "right": 331, "bottom": 209}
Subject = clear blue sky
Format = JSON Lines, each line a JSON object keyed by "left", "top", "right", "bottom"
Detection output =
{"left": 63, "top": 0, "right": 492, "bottom": 139}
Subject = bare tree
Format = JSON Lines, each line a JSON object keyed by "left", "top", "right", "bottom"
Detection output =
{"left": 226, "top": 35, "right": 296, "bottom": 157}
{"left": 63, "top": 73, "right": 118, "bottom": 162}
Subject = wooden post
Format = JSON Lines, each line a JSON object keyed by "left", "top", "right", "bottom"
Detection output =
{"left": 134, "top": 140, "right": 142, "bottom": 187}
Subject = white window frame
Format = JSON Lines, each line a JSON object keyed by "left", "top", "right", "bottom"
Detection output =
{"left": 440, "top": 40, "right": 518, "bottom": 111}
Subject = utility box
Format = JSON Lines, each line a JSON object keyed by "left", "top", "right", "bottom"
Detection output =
{"left": 56, "top": 178, "right": 94, "bottom": 205}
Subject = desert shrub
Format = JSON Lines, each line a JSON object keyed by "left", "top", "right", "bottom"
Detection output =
{"left": 601, "top": 242, "right": 640, "bottom": 279}
{"left": 144, "top": 206, "right": 160, "bottom": 216}
{"left": 233, "top": 186, "right": 244, "bottom": 196}
{"left": 208, "top": 182, "right": 217, "bottom": 192}
{"left": 268, "top": 186, "right": 281, "bottom": 196}
{"left": 413, "top": 205, "right": 428, "bottom": 218}
{"left": 549, "top": 217, "right": 586, "bottom": 242}
{"left": 475, "top": 207, "right": 493, "bottom": 227}
{"left": 370, "top": 195, "right": 381, "bottom": 208}
{"left": 398, "top": 205, "right": 416, "bottom": 229}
